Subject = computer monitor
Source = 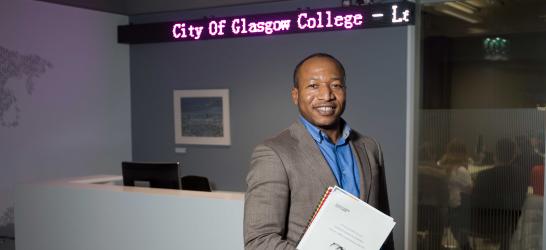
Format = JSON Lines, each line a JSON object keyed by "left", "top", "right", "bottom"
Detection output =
{"left": 122, "top": 161, "right": 181, "bottom": 190}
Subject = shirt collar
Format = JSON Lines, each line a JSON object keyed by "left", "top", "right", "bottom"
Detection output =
{"left": 299, "top": 115, "right": 352, "bottom": 144}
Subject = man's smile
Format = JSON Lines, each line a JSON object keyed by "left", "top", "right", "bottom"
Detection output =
{"left": 314, "top": 104, "right": 337, "bottom": 115}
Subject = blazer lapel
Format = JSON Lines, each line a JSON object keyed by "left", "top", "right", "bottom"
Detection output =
{"left": 351, "top": 140, "right": 373, "bottom": 202}
{"left": 291, "top": 121, "right": 337, "bottom": 187}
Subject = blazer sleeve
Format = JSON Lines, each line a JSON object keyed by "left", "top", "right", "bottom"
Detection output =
{"left": 244, "top": 144, "right": 296, "bottom": 250}
{"left": 374, "top": 139, "right": 395, "bottom": 250}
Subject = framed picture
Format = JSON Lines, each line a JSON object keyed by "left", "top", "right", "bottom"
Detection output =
{"left": 173, "top": 89, "right": 231, "bottom": 145}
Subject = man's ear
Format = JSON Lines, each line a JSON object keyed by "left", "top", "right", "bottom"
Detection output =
{"left": 291, "top": 87, "right": 299, "bottom": 105}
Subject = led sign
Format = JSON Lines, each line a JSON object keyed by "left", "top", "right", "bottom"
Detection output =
{"left": 118, "top": 2, "right": 414, "bottom": 44}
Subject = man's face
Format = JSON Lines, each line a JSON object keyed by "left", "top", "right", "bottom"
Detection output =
{"left": 291, "top": 57, "right": 346, "bottom": 129}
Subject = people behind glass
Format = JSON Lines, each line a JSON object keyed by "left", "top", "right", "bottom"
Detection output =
{"left": 437, "top": 139, "right": 473, "bottom": 250}
{"left": 434, "top": 137, "right": 531, "bottom": 210}
{"left": 470, "top": 138, "right": 528, "bottom": 250}
{"left": 437, "top": 140, "right": 473, "bottom": 210}
{"left": 476, "top": 138, "right": 528, "bottom": 207}
{"left": 418, "top": 135, "right": 542, "bottom": 249}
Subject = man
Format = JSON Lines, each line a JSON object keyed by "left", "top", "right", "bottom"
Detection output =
{"left": 470, "top": 138, "right": 527, "bottom": 250}
{"left": 244, "top": 53, "right": 393, "bottom": 250}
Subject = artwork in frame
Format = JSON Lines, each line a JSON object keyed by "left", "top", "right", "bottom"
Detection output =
{"left": 173, "top": 89, "right": 231, "bottom": 145}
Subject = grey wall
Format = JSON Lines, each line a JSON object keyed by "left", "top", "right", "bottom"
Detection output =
{"left": 130, "top": 1, "right": 409, "bottom": 249}
{"left": 450, "top": 34, "right": 546, "bottom": 108}
{"left": 0, "top": 0, "right": 131, "bottom": 245}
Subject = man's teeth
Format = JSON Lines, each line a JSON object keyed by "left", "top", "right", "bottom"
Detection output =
{"left": 317, "top": 107, "right": 334, "bottom": 112}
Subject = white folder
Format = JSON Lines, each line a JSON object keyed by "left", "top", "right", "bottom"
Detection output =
{"left": 297, "top": 186, "right": 395, "bottom": 250}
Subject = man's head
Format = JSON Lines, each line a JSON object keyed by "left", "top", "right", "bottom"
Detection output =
{"left": 291, "top": 53, "right": 346, "bottom": 130}
{"left": 495, "top": 138, "right": 516, "bottom": 165}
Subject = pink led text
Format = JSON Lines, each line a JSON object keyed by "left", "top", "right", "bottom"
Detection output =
{"left": 391, "top": 5, "right": 410, "bottom": 23}
{"left": 297, "top": 11, "right": 363, "bottom": 30}
{"left": 172, "top": 23, "right": 204, "bottom": 40}
{"left": 209, "top": 20, "right": 227, "bottom": 36}
{"left": 169, "top": 8, "right": 403, "bottom": 41}
{"left": 231, "top": 18, "right": 291, "bottom": 35}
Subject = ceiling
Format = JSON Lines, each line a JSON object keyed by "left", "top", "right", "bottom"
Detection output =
{"left": 36, "top": 0, "right": 292, "bottom": 15}
{"left": 423, "top": 0, "right": 546, "bottom": 36}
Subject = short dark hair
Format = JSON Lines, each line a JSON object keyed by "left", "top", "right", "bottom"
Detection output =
{"left": 293, "top": 53, "right": 346, "bottom": 88}
{"left": 496, "top": 138, "right": 516, "bottom": 164}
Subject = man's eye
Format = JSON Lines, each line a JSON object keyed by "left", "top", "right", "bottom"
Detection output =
{"left": 308, "top": 84, "right": 319, "bottom": 89}
{"left": 332, "top": 83, "right": 344, "bottom": 89}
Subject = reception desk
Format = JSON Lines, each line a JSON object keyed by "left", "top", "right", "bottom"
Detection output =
{"left": 15, "top": 176, "right": 244, "bottom": 250}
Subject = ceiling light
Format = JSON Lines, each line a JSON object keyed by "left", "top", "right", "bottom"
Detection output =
{"left": 436, "top": 5, "right": 481, "bottom": 24}
{"left": 468, "top": 27, "right": 487, "bottom": 34}
{"left": 465, "top": 0, "right": 487, "bottom": 8}
{"left": 444, "top": 1, "right": 477, "bottom": 14}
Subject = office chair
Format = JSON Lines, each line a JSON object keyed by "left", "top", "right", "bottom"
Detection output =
{"left": 180, "top": 175, "right": 212, "bottom": 192}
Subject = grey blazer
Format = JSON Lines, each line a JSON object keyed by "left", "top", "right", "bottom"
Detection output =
{"left": 244, "top": 120, "right": 393, "bottom": 250}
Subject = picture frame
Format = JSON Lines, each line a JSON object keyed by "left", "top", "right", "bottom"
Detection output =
{"left": 173, "top": 89, "right": 231, "bottom": 145}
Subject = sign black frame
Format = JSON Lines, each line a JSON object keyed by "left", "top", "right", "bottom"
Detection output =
{"left": 118, "top": 1, "right": 415, "bottom": 44}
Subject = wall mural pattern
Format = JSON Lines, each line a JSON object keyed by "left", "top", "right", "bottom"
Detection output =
{"left": 0, "top": 46, "right": 53, "bottom": 127}
{"left": 0, "top": 46, "right": 52, "bottom": 249}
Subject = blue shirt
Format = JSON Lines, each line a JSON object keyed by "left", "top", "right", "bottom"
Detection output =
{"left": 299, "top": 116, "right": 361, "bottom": 197}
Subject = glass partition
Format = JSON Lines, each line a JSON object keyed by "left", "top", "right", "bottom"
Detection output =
{"left": 417, "top": 0, "right": 546, "bottom": 249}
{"left": 417, "top": 109, "right": 544, "bottom": 249}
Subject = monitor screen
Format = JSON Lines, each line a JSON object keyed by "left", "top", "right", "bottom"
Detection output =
{"left": 122, "top": 161, "right": 181, "bottom": 190}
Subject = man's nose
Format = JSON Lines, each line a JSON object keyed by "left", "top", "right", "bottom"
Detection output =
{"left": 318, "top": 85, "right": 334, "bottom": 100}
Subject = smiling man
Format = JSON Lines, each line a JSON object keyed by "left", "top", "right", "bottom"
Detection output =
{"left": 244, "top": 53, "right": 394, "bottom": 250}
